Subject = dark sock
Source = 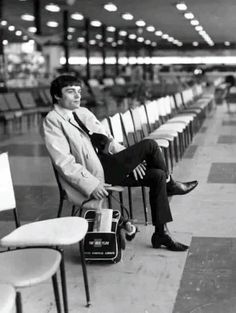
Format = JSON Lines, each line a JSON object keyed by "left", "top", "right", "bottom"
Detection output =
{"left": 155, "top": 224, "right": 165, "bottom": 236}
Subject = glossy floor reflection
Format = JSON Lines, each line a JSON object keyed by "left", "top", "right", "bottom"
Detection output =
{"left": 1, "top": 102, "right": 236, "bottom": 313}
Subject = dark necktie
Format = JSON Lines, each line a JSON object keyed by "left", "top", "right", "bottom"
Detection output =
{"left": 72, "top": 111, "right": 109, "bottom": 154}
{"left": 72, "top": 112, "right": 91, "bottom": 136}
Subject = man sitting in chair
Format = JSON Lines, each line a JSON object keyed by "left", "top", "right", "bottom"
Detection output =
{"left": 42, "top": 75, "right": 198, "bottom": 252}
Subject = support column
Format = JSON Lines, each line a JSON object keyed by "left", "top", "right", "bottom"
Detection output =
{"left": 115, "top": 30, "right": 119, "bottom": 76}
{"left": 101, "top": 25, "right": 106, "bottom": 79}
{"left": 84, "top": 18, "right": 90, "bottom": 80}
{"left": 63, "top": 9, "right": 69, "bottom": 72}
{"left": 33, "top": 0, "right": 41, "bottom": 51}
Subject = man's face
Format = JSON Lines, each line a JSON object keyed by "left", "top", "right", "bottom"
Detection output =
{"left": 58, "top": 85, "right": 82, "bottom": 110}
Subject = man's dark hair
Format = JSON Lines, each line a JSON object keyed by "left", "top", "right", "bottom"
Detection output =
{"left": 50, "top": 75, "right": 82, "bottom": 103}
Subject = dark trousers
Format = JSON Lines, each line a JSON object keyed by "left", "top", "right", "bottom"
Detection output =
{"left": 99, "top": 139, "right": 173, "bottom": 226}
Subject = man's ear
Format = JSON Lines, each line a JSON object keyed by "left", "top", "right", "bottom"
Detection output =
{"left": 54, "top": 94, "right": 61, "bottom": 101}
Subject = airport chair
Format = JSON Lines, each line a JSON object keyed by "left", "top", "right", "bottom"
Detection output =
{"left": 0, "top": 94, "right": 15, "bottom": 135}
{"left": 0, "top": 152, "right": 91, "bottom": 310}
{"left": 130, "top": 106, "right": 174, "bottom": 172}
{"left": 108, "top": 113, "right": 149, "bottom": 224}
{"left": 52, "top": 160, "right": 125, "bottom": 218}
{"left": 144, "top": 102, "right": 184, "bottom": 160}
{"left": 0, "top": 283, "right": 16, "bottom": 313}
{"left": 0, "top": 248, "right": 63, "bottom": 313}
{"left": 17, "top": 92, "right": 40, "bottom": 128}
{"left": 3, "top": 93, "right": 24, "bottom": 133}
{"left": 0, "top": 152, "right": 20, "bottom": 228}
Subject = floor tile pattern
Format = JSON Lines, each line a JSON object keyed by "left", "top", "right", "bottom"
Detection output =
{"left": 207, "top": 163, "right": 236, "bottom": 183}
{"left": 173, "top": 237, "right": 236, "bottom": 313}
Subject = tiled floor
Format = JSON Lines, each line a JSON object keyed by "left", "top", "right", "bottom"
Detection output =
{"left": 1, "top": 101, "right": 236, "bottom": 313}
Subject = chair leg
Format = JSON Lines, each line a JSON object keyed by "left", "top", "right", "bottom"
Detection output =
{"left": 57, "top": 196, "right": 64, "bottom": 217}
{"left": 108, "top": 192, "right": 113, "bottom": 209}
{"left": 128, "top": 187, "right": 133, "bottom": 220}
{"left": 52, "top": 273, "right": 62, "bottom": 313}
{"left": 71, "top": 205, "right": 76, "bottom": 216}
{"left": 79, "top": 240, "right": 91, "bottom": 307}
{"left": 141, "top": 186, "right": 148, "bottom": 225}
{"left": 13, "top": 208, "right": 21, "bottom": 227}
{"left": 59, "top": 250, "right": 69, "bottom": 313}
{"left": 16, "top": 292, "right": 22, "bottom": 313}
{"left": 118, "top": 192, "right": 124, "bottom": 217}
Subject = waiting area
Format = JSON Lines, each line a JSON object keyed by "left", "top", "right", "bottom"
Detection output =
{"left": 1, "top": 76, "right": 236, "bottom": 313}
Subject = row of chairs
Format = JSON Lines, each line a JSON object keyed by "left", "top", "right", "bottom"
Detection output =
{"left": 0, "top": 152, "right": 91, "bottom": 313}
{"left": 0, "top": 89, "right": 51, "bottom": 135}
{"left": 100, "top": 84, "right": 214, "bottom": 225}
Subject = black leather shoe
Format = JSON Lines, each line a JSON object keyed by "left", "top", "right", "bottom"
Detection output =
{"left": 151, "top": 233, "right": 189, "bottom": 251}
{"left": 167, "top": 178, "right": 198, "bottom": 196}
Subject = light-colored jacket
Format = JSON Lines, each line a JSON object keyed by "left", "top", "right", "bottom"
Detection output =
{"left": 42, "top": 105, "right": 125, "bottom": 205}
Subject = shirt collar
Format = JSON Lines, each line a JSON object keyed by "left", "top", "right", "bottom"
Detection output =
{"left": 54, "top": 104, "right": 74, "bottom": 121}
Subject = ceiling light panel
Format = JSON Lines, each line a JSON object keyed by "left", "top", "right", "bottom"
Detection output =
{"left": 47, "top": 21, "right": 59, "bottom": 27}
{"left": 176, "top": 2, "right": 187, "bottom": 11}
{"left": 104, "top": 3, "right": 117, "bottom": 12}
{"left": 121, "top": 13, "right": 133, "bottom": 20}
{"left": 45, "top": 3, "right": 60, "bottom": 12}
{"left": 71, "top": 12, "right": 84, "bottom": 20}
{"left": 21, "top": 14, "right": 35, "bottom": 21}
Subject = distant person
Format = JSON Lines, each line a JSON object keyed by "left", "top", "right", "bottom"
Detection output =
{"left": 42, "top": 75, "right": 198, "bottom": 252}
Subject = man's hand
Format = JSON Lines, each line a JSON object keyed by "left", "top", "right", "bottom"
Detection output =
{"left": 133, "top": 161, "right": 146, "bottom": 180}
{"left": 91, "top": 182, "right": 109, "bottom": 200}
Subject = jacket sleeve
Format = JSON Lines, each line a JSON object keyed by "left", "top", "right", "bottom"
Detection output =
{"left": 42, "top": 116, "right": 101, "bottom": 197}
{"left": 82, "top": 108, "right": 126, "bottom": 154}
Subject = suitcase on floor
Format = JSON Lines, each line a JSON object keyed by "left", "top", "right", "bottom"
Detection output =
{"left": 83, "top": 209, "right": 122, "bottom": 263}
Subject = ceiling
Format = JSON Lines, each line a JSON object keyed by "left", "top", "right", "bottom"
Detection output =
{"left": 2, "top": 0, "right": 236, "bottom": 50}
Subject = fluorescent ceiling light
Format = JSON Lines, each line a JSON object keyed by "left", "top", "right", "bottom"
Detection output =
{"left": 106, "top": 26, "right": 116, "bottom": 32}
{"left": 71, "top": 12, "right": 84, "bottom": 20}
{"left": 91, "top": 20, "right": 102, "bottom": 27}
{"left": 15, "top": 30, "right": 22, "bottom": 36}
{"left": 119, "top": 30, "right": 127, "bottom": 36}
{"left": 137, "top": 37, "right": 144, "bottom": 42}
{"left": 8, "top": 25, "right": 15, "bottom": 31}
{"left": 77, "top": 37, "right": 85, "bottom": 43}
{"left": 47, "top": 21, "right": 59, "bottom": 27}
{"left": 136, "top": 20, "right": 146, "bottom": 27}
{"left": 191, "top": 19, "right": 199, "bottom": 26}
{"left": 45, "top": 3, "right": 60, "bottom": 12}
{"left": 184, "top": 12, "right": 194, "bottom": 19}
{"left": 104, "top": 3, "right": 117, "bottom": 12}
{"left": 121, "top": 13, "right": 133, "bottom": 20}
{"left": 106, "top": 37, "right": 113, "bottom": 42}
{"left": 145, "top": 39, "right": 151, "bottom": 45}
{"left": 2, "top": 40, "right": 8, "bottom": 45}
{"left": 21, "top": 14, "right": 35, "bottom": 21}
{"left": 192, "top": 41, "right": 199, "bottom": 46}
{"left": 68, "top": 27, "right": 75, "bottom": 33}
{"left": 89, "top": 39, "right": 96, "bottom": 45}
{"left": 224, "top": 41, "right": 230, "bottom": 46}
{"left": 0, "top": 20, "right": 7, "bottom": 26}
{"left": 95, "top": 34, "right": 102, "bottom": 40}
{"left": 129, "top": 34, "right": 137, "bottom": 39}
{"left": 146, "top": 25, "right": 155, "bottom": 32}
{"left": 155, "top": 30, "right": 163, "bottom": 36}
{"left": 176, "top": 2, "right": 187, "bottom": 11}
{"left": 28, "top": 26, "right": 37, "bottom": 33}
{"left": 195, "top": 25, "right": 203, "bottom": 31}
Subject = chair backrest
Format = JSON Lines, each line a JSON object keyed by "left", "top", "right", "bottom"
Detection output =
{"left": 137, "top": 105, "right": 150, "bottom": 136}
{"left": 174, "top": 92, "right": 183, "bottom": 110}
{"left": 0, "top": 153, "right": 16, "bottom": 212}
{"left": 144, "top": 100, "right": 160, "bottom": 132}
{"left": 4, "top": 93, "right": 22, "bottom": 111}
{"left": 100, "top": 117, "right": 112, "bottom": 135}
{"left": 17, "top": 92, "right": 37, "bottom": 109}
{"left": 109, "top": 113, "right": 126, "bottom": 145}
{"left": 0, "top": 94, "right": 10, "bottom": 112}
{"left": 120, "top": 110, "right": 136, "bottom": 146}
{"left": 130, "top": 107, "right": 145, "bottom": 141}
